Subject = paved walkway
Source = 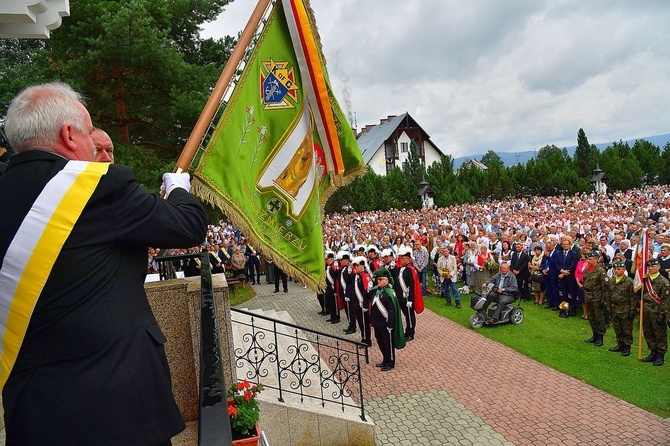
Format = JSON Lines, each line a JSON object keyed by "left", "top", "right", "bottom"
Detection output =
{"left": 240, "top": 281, "right": 670, "bottom": 445}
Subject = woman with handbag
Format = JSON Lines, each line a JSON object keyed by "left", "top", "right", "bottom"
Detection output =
{"left": 530, "top": 245, "right": 546, "bottom": 305}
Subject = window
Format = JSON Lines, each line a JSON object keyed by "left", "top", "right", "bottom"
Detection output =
{"left": 400, "top": 142, "right": 408, "bottom": 153}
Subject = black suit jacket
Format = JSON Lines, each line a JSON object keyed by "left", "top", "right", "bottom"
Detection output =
{"left": 618, "top": 248, "right": 635, "bottom": 276}
{"left": 510, "top": 251, "right": 530, "bottom": 279}
{"left": 0, "top": 151, "right": 207, "bottom": 444}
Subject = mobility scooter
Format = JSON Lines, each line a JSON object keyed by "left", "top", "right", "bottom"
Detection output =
{"left": 469, "top": 285, "right": 524, "bottom": 329}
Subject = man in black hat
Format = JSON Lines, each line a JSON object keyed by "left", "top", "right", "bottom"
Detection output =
{"left": 347, "top": 257, "right": 372, "bottom": 346}
{"left": 344, "top": 256, "right": 366, "bottom": 335}
{"left": 607, "top": 261, "right": 636, "bottom": 356}
{"left": 324, "top": 251, "right": 339, "bottom": 321}
{"left": 333, "top": 251, "right": 353, "bottom": 324}
{"left": 582, "top": 251, "right": 608, "bottom": 347}
{"left": 641, "top": 258, "right": 669, "bottom": 366}
{"left": 394, "top": 246, "right": 419, "bottom": 341}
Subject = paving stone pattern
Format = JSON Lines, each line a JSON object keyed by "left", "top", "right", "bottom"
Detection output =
{"left": 242, "top": 281, "right": 670, "bottom": 445}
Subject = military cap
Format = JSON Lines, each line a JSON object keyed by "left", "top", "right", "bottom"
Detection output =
{"left": 366, "top": 245, "right": 379, "bottom": 253}
{"left": 325, "top": 250, "right": 335, "bottom": 259}
{"left": 647, "top": 258, "right": 660, "bottom": 266}
{"left": 585, "top": 251, "right": 599, "bottom": 258}
{"left": 613, "top": 261, "right": 626, "bottom": 268}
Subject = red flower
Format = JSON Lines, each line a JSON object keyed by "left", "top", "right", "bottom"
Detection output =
{"left": 228, "top": 405, "right": 237, "bottom": 417}
{"left": 236, "top": 380, "right": 251, "bottom": 390}
{"left": 244, "top": 390, "right": 252, "bottom": 402}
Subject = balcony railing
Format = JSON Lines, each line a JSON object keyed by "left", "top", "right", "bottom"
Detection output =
{"left": 231, "top": 307, "right": 369, "bottom": 422}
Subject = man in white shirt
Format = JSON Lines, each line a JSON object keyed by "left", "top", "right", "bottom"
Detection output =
{"left": 437, "top": 246, "right": 461, "bottom": 308}
{"left": 598, "top": 235, "right": 615, "bottom": 264}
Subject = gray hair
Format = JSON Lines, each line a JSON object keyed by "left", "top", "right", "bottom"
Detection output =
{"left": 4, "top": 82, "right": 86, "bottom": 153}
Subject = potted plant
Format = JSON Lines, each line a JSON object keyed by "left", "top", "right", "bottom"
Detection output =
{"left": 228, "top": 380, "right": 264, "bottom": 445}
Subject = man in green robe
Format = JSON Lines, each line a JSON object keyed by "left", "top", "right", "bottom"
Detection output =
{"left": 371, "top": 268, "right": 405, "bottom": 371}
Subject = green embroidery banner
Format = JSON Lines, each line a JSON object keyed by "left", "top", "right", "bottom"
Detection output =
{"left": 193, "top": 0, "right": 364, "bottom": 291}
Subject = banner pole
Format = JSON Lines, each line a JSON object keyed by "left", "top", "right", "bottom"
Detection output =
{"left": 638, "top": 290, "right": 644, "bottom": 359}
{"left": 175, "top": 0, "right": 273, "bottom": 173}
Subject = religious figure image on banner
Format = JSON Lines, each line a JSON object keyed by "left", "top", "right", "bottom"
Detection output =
{"left": 258, "top": 103, "right": 315, "bottom": 217}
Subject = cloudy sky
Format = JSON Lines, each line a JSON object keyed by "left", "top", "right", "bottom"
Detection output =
{"left": 202, "top": 0, "right": 670, "bottom": 158}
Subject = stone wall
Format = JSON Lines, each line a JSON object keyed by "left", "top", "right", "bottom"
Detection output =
{"left": 145, "top": 273, "right": 235, "bottom": 422}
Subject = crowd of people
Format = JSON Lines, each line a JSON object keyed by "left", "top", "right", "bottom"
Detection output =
{"left": 155, "top": 188, "right": 668, "bottom": 370}
{"left": 319, "top": 186, "right": 670, "bottom": 367}
{"left": 154, "top": 224, "right": 295, "bottom": 293}
{"left": 153, "top": 185, "right": 670, "bottom": 369}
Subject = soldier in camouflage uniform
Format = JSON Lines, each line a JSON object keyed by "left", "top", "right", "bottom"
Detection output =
{"left": 581, "top": 251, "right": 608, "bottom": 347}
{"left": 606, "top": 261, "right": 636, "bottom": 356}
{"left": 641, "top": 258, "right": 669, "bottom": 366}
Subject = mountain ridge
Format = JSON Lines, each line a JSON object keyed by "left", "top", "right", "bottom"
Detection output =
{"left": 452, "top": 133, "right": 670, "bottom": 169}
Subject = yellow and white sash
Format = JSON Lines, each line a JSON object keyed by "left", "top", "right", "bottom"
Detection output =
{"left": 219, "top": 248, "right": 230, "bottom": 260}
{"left": 0, "top": 161, "right": 108, "bottom": 389}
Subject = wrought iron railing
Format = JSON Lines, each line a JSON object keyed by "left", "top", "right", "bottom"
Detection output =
{"left": 197, "top": 252, "right": 233, "bottom": 445}
{"left": 231, "top": 307, "right": 369, "bottom": 422}
{"left": 152, "top": 252, "right": 369, "bottom": 436}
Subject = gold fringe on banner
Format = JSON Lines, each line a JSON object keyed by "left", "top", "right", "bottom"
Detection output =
{"left": 192, "top": 178, "right": 327, "bottom": 293}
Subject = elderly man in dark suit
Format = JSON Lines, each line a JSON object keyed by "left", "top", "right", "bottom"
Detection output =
{"left": 558, "top": 237, "right": 579, "bottom": 315}
{"left": 543, "top": 239, "right": 562, "bottom": 310}
{"left": 0, "top": 82, "right": 207, "bottom": 445}
{"left": 510, "top": 242, "right": 531, "bottom": 301}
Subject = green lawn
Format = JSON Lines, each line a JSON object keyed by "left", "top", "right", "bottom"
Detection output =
{"left": 229, "top": 281, "right": 256, "bottom": 307}
{"left": 424, "top": 285, "right": 670, "bottom": 418}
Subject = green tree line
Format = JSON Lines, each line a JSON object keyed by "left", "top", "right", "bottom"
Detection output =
{"left": 325, "top": 128, "right": 670, "bottom": 213}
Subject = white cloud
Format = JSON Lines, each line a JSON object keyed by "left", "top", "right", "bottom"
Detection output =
{"left": 202, "top": 0, "right": 670, "bottom": 158}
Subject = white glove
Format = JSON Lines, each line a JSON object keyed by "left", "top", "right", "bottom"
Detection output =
{"left": 162, "top": 172, "right": 191, "bottom": 198}
{"left": 406, "top": 301, "right": 413, "bottom": 308}
{"left": 344, "top": 297, "right": 350, "bottom": 302}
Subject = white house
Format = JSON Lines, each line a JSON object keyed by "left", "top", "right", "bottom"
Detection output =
{"left": 356, "top": 112, "right": 444, "bottom": 176}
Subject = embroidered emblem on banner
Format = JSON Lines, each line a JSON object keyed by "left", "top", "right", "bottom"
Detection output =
{"left": 261, "top": 59, "right": 299, "bottom": 110}
{"left": 267, "top": 197, "right": 283, "bottom": 213}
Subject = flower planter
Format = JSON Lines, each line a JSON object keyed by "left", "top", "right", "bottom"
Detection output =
{"left": 232, "top": 423, "right": 261, "bottom": 446}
